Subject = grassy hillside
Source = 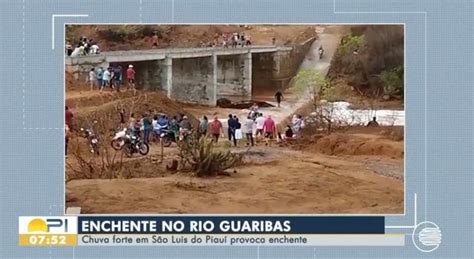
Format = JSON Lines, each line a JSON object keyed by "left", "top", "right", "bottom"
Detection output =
{"left": 328, "top": 25, "right": 404, "bottom": 99}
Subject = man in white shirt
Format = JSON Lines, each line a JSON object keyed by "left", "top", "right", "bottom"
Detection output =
{"left": 70, "top": 47, "right": 81, "bottom": 57}
{"left": 101, "top": 69, "right": 111, "bottom": 91}
{"left": 255, "top": 113, "right": 265, "bottom": 142}
{"left": 90, "top": 44, "right": 100, "bottom": 54}
{"left": 88, "top": 68, "right": 97, "bottom": 90}
{"left": 244, "top": 116, "right": 255, "bottom": 146}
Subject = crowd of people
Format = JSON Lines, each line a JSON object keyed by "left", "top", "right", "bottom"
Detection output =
{"left": 66, "top": 36, "right": 100, "bottom": 57}
{"left": 200, "top": 32, "right": 253, "bottom": 48}
{"left": 196, "top": 103, "right": 305, "bottom": 148}
{"left": 86, "top": 64, "right": 136, "bottom": 92}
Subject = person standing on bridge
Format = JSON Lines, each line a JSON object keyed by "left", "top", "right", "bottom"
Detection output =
{"left": 151, "top": 32, "right": 159, "bottom": 48}
{"left": 275, "top": 91, "right": 284, "bottom": 107}
{"left": 245, "top": 34, "right": 252, "bottom": 46}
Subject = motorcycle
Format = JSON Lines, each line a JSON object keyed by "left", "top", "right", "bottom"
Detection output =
{"left": 123, "top": 132, "right": 149, "bottom": 157}
{"left": 80, "top": 127, "right": 100, "bottom": 155}
{"left": 158, "top": 128, "right": 176, "bottom": 147}
{"left": 111, "top": 128, "right": 128, "bottom": 150}
{"left": 152, "top": 125, "right": 176, "bottom": 147}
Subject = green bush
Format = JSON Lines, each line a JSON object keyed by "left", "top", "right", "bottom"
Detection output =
{"left": 339, "top": 34, "right": 365, "bottom": 54}
{"left": 380, "top": 66, "right": 404, "bottom": 97}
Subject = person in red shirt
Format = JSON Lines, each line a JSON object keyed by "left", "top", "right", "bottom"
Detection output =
{"left": 65, "top": 106, "right": 73, "bottom": 131}
{"left": 263, "top": 115, "right": 276, "bottom": 146}
{"left": 208, "top": 116, "right": 224, "bottom": 143}
{"left": 126, "top": 64, "right": 136, "bottom": 92}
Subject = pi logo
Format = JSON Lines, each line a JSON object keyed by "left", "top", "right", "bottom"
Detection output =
{"left": 27, "top": 218, "right": 68, "bottom": 233}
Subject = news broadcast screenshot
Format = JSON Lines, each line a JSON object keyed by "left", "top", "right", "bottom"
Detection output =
{"left": 1, "top": 1, "right": 472, "bottom": 258}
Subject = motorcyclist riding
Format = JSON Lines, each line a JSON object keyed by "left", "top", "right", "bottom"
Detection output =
{"left": 318, "top": 45, "right": 324, "bottom": 59}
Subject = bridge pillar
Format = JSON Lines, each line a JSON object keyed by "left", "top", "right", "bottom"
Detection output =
{"left": 160, "top": 57, "right": 173, "bottom": 98}
{"left": 210, "top": 53, "right": 218, "bottom": 106}
{"left": 169, "top": 54, "right": 217, "bottom": 106}
{"left": 241, "top": 51, "right": 252, "bottom": 98}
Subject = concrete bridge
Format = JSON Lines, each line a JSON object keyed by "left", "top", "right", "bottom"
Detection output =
{"left": 66, "top": 40, "right": 315, "bottom": 106}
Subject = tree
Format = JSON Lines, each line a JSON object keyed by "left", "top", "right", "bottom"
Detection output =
{"left": 292, "top": 69, "right": 341, "bottom": 134}
{"left": 292, "top": 69, "right": 330, "bottom": 107}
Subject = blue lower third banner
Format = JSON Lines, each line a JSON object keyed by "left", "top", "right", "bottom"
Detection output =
{"left": 78, "top": 216, "right": 385, "bottom": 234}
{"left": 21, "top": 216, "right": 402, "bottom": 246}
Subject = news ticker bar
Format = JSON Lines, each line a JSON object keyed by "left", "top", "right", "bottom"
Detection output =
{"left": 19, "top": 234, "right": 405, "bottom": 246}
{"left": 20, "top": 216, "right": 400, "bottom": 247}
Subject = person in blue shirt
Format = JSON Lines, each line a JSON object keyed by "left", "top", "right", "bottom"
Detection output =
{"left": 96, "top": 67, "right": 103, "bottom": 88}
{"left": 114, "top": 66, "right": 123, "bottom": 92}
{"left": 142, "top": 113, "right": 152, "bottom": 144}
{"left": 157, "top": 115, "right": 169, "bottom": 132}
{"left": 227, "top": 114, "right": 238, "bottom": 147}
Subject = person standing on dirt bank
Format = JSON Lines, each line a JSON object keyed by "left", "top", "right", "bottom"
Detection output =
{"left": 275, "top": 91, "right": 283, "bottom": 107}
{"left": 65, "top": 123, "right": 70, "bottom": 156}
{"left": 244, "top": 116, "right": 255, "bottom": 146}
{"left": 119, "top": 108, "right": 126, "bottom": 127}
{"left": 65, "top": 106, "right": 74, "bottom": 131}
{"left": 263, "top": 115, "right": 276, "bottom": 146}
{"left": 169, "top": 116, "right": 179, "bottom": 141}
{"left": 367, "top": 116, "right": 379, "bottom": 127}
{"left": 142, "top": 113, "right": 152, "bottom": 144}
{"left": 96, "top": 67, "right": 103, "bottom": 88}
{"left": 179, "top": 116, "right": 192, "bottom": 131}
{"left": 293, "top": 114, "right": 304, "bottom": 136}
{"left": 227, "top": 114, "right": 238, "bottom": 147}
{"left": 255, "top": 113, "right": 265, "bottom": 142}
{"left": 198, "top": 116, "right": 208, "bottom": 138}
{"left": 88, "top": 68, "right": 97, "bottom": 90}
{"left": 101, "top": 68, "right": 111, "bottom": 91}
{"left": 128, "top": 113, "right": 137, "bottom": 131}
{"left": 114, "top": 66, "right": 123, "bottom": 92}
{"left": 208, "top": 116, "right": 224, "bottom": 143}
{"left": 126, "top": 65, "right": 136, "bottom": 92}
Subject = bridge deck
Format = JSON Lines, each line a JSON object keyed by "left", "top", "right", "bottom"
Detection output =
{"left": 66, "top": 45, "right": 292, "bottom": 65}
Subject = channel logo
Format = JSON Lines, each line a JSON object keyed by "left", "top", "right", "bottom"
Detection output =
{"left": 28, "top": 218, "right": 68, "bottom": 233}
{"left": 19, "top": 216, "right": 77, "bottom": 235}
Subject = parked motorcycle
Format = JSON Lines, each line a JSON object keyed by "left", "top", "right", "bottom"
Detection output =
{"left": 157, "top": 129, "right": 176, "bottom": 147}
{"left": 123, "top": 133, "right": 149, "bottom": 157}
{"left": 111, "top": 128, "right": 127, "bottom": 150}
{"left": 80, "top": 127, "right": 100, "bottom": 155}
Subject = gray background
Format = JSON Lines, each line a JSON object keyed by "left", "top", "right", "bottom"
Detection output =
{"left": 0, "top": 0, "right": 472, "bottom": 258}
